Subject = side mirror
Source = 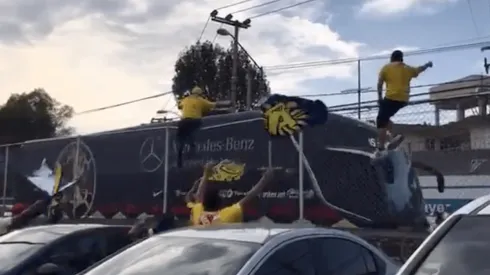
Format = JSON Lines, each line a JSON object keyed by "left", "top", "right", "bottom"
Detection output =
{"left": 36, "top": 263, "right": 65, "bottom": 275}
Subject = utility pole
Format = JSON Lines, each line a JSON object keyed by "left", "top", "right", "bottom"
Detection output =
{"left": 482, "top": 46, "right": 490, "bottom": 74}
{"left": 246, "top": 66, "right": 253, "bottom": 110}
{"left": 211, "top": 10, "right": 251, "bottom": 112}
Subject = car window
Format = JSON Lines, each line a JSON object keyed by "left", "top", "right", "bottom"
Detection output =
{"left": 411, "top": 215, "right": 490, "bottom": 275}
{"left": 312, "top": 238, "right": 378, "bottom": 275}
{"left": 97, "top": 227, "right": 133, "bottom": 256}
{"left": 0, "top": 242, "right": 44, "bottom": 272}
{"left": 46, "top": 232, "right": 105, "bottom": 273}
{"left": 81, "top": 236, "right": 259, "bottom": 275}
{"left": 255, "top": 239, "right": 315, "bottom": 275}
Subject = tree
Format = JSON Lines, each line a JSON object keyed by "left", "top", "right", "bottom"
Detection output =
{"left": 171, "top": 40, "right": 270, "bottom": 110}
{"left": 0, "top": 88, "right": 74, "bottom": 144}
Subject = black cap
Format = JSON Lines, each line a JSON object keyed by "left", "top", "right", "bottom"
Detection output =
{"left": 391, "top": 50, "right": 403, "bottom": 62}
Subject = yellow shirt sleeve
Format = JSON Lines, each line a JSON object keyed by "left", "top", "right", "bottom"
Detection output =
{"left": 406, "top": 65, "right": 419, "bottom": 78}
{"left": 199, "top": 98, "right": 216, "bottom": 113}
{"left": 218, "top": 203, "right": 243, "bottom": 224}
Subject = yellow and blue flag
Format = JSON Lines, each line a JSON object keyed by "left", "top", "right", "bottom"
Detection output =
{"left": 260, "top": 94, "right": 328, "bottom": 136}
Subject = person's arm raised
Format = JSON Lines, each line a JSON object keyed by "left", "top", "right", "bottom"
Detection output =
{"left": 414, "top": 61, "right": 433, "bottom": 76}
{"left": 195, "top": 162, "right": 215, "bottom": 202}
{"left": 238, "top": 168, "right": 274, "bottom": 208}
{"left": 185, "top": 178, "right": 201, "bottom": 204}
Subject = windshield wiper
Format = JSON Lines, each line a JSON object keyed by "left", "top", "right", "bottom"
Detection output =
{"left": 0, "top": 241, "right": 45, "bottom": 245}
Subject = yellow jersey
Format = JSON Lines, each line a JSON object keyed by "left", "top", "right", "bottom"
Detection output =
{"left": 179, "top": 95, "right": 216, "bottom": 119}
{"left": 189, "top": 203, "right": 243, "bottom": 226}
{"left": 379, "top": 62, "right": 419, "bottom": 102}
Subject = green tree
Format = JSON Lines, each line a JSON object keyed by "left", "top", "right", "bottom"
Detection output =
{"left": 171, "top": 40, "right": 269, "bottom": 110}
{"left": 0, "top": 88, "right": 74, "bottom": 144}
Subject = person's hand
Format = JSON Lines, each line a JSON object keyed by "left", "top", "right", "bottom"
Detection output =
{"left": 203, "top": 161, "right": 216, "bottom": 175}
{"left": 426, "top": 61, "right": 433, "bottom": 68}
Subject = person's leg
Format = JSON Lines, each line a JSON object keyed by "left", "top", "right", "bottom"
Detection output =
{"left": 376, "top": 99, "right": 391, "bottom": 153}
{"left": 186, "top": 119, "right": 202, "bottom": 157}
{"left": 176, "top": 119, "right": 191, "bottom": 168}
{"left": 386, "top": 101, "right": 407, "bottom": 150}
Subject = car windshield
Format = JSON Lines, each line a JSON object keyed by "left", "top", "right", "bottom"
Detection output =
{"left": 412, "top": 216, "right": 490, "bottom": 275}
{"left": 82, "top": 236, "right": 260, "bottom": 275}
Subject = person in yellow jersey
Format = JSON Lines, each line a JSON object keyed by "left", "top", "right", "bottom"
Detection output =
{"left": 376, "top": 50, "right": 432, "bottom": 157}
{"left": 189, "top": 161, "right": 274, "bottom": 225}
{"left": 184, "top": 177, "right": 203, "bottom": 225}
{"left": 177, "top": 86, "right": 230, "bottom": 168}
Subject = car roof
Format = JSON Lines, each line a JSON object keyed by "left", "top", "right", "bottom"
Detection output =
{"left": 452, "top": 193, "right": 490, "bottom": 215}
{"left": 159, "top": 223, "right": 361, "bottom": 244}
{"left": 19, "top": 223, "right": 113, "bottom": 234}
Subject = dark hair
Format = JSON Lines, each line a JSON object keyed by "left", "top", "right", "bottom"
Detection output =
{"left": 202, "top": 187, "right": 222, "bottom": 211}
{"left": 390, "top": 50, "right": 403, "bottom": 62}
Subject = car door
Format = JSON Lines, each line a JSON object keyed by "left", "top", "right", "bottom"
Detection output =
{"left": 253, "top": 236, "right": 387, "bottom": 275}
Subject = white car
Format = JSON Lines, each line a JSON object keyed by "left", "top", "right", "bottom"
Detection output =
{"left": 81, "top": 223, "right": 399, "bottom": 275}
{"left": 397, "top": 194, "right": 490, "bottom": 275}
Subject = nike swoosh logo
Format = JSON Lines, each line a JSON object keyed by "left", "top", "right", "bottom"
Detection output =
{"left": 153, "top": 191, "right": 163, "bottom": 197}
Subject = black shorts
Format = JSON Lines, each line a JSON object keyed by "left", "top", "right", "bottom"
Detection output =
{"left": 376, "top": 98, "right": 407, "bottom": 129}
{"left": 177, "top": 118, "right": 202, "bottom": 140}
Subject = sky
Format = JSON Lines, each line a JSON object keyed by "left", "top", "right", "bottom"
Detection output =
{"left": 0, "top": 0, "right": 489, "bottom": 134}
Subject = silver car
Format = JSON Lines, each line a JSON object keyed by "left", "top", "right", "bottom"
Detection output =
{"left": 397, "top": 194, "right": 490, "bottom": 275}
{"left": 81, "top": 223, "right": 399, "bottom": 275}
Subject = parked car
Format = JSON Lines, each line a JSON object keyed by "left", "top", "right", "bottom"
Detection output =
{"left": 397, "top": 194, "right": 490, "bottom": 275}
{"left": 81, "top": 223, "right": 400, "bottom": 275}
{"left": 0, "top": 224, "right": 133, "bottom": 275}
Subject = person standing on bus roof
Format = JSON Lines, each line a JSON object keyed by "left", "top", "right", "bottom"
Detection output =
{"left": 177, "top": 87, "right": 230, "bottom": 168}
{"left": 375, "top": 50, "right": 432, "bottom": 157}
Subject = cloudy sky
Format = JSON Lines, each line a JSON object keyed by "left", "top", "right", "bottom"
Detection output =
{"left": 0, "top": 0, "right": 488, "bottom": 134}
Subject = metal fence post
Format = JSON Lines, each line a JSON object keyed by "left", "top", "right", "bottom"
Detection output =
{"left": 163, "top": 127, "right": 170, "bottom": 213}
{"left": 298, "top": 132, "right": 304, "bottom": 220}
{"left": 357, "top": 59, "right": 362, "bottom": 119}
{"left": 73, "top": 136, "right": 81, "bottom": 180}
{"left": 2, "top": 146, "right": 8, "bottom": 216}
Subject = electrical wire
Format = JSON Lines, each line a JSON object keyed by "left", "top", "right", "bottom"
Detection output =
{"left": 197, "top": 17, "right": 211, "bottom": 42}
{"left": 264, "top": 41, "right": 490, "bottom": 71}
{"left": 199, "top": 0, "right": 255, "bottom": 43}
{"left": 466, "top": 0, "right": 480, "bottom": 36}
{"left": 300, "top": 76, "right": 489, "bottom": 98}
{"left": 231, "top": 0, "right": 284, "bottom": 14}
{"left": 218, "top": 0, "right": 255, "bottom": 10}
{"left": 75, "top": 91, "right": 173, "bottom": 116}
{"left": 249, "top": 0, "right": 317, "bottom": 19}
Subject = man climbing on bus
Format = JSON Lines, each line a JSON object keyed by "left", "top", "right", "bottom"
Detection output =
{"left": 177, "top": 86, "right": 230, "bottom": 168}
{"left": 189, "top": 160, "right": 274, "bottom": 225}
{"left": 376, "top": 50, "right": 432, "bottom": 157}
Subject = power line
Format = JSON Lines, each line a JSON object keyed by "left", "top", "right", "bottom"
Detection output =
{"left": 264, "top": 41, "right": 490, "bottom": 71}
{"left": 218, "top": 0, "right": 255, "bottom": 10}
{"left": 466, "top": 0, "right": 480, "bottom": 36}
{"left": 200, "top": 0, "right": 255, "bottom": 42}
{"left": 232, "top": 0, "right": 284, "bottom": 14}
{"left": 300, "top": 77, "right": 489, "bottom": 98}
{"left": 75, "top": 92, "right": 173, "bottom": 116}
{"left": 197, "top": 17, "right": 211, "bottom": 42}
{"left": 250, "top": 0, "right": 317, "bottom": 19}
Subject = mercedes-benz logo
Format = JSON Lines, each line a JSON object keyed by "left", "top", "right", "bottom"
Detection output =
{"left": 56, "top": 140, "right": 96, "bottom": 219}
{"left": 139, "top": 137, "right": 164, "bottom": 172}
